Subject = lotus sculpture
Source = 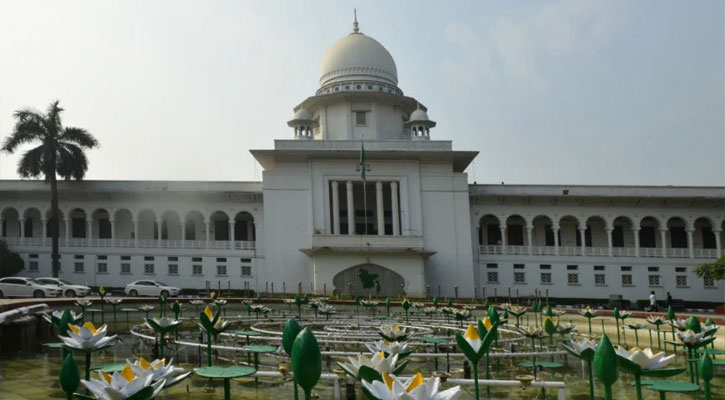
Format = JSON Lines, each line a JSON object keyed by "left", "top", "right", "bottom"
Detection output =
{"left": 145, "top": 317, "right": 181, "bottom": 359}
{"left": 365, "top": 340, "right": 413, "bottom": 359}
{"left": 455, "top": 320, "right": 499, "bottom": 400}
{"left": 562, "top": 338, "right": 597, "bottom": 399}
{"left": 579, "top": 306, "right": 598, "bottom": 335}
{"left": 614, "top": 346, "right": 682, "bottom": 400}
{"left": 380, "top": 325, "right": 410, "bottom": 342}
{"left": 338, "top": 351, "right": 408, "bottom": 381}
{"left": 361, "top": 372, "right": 462, "bottom": 400}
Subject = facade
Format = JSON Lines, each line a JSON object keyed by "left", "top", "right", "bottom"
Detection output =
{"left": 1, "top": 20, "right": 723, "bottom": 304}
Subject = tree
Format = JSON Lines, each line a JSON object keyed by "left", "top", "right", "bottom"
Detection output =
{"left": 694, "top": 256, "right": 725, "bottom": 281}
{"left": 2, "top": 101, "right": 98, "bottom": 277}
{"left": 0, "top": 240, "right": 24, "bottom": 277}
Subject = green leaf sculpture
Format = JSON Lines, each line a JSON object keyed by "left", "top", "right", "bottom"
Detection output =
{"left": 593, "top": 334, "right": 618, "bottom": 400}
{"left": 667, "top": 305, "right": 675, "bottom": 321}
{"left": 59, "top": 353, "right": 80, "bottom": 400}
{"left": 700, "top": 353, "right": 714, "bottom": 400}
{"left": 283, "top": 319, "right": 302, "bottom": 356}
{"left": 685, "top": 316, "right": 701, "bottom": 333}
{"left": 291, "top": 328, "right": 321, "bottom": 400}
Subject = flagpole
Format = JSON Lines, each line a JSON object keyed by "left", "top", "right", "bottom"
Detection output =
{"left": 363, "top": 180, "right": 368, "bottom": 235}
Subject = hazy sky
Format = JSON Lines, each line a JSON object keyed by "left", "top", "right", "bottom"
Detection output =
{"left": 0, "top": 0, "right": 723, "bottom": 186}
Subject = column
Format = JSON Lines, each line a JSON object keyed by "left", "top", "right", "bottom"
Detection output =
{"left": 157, "top": 219, "right": 162, "bottom": 248}
{"left": 181, "top": 222, "right": 186, "bottom": 247}
{"left": 42, "top": 219, "right": 47, "bottom": 246}
{"left": 133, "top": 219, "right": 138, "bottom": 247}
{"left": 578, "top": 226, "right": 586, "bottom": 255}
{"left": 229, "top": 221, "right": 235, "bottom": 247}
{"left": 606, "top": 228, "right": 613, "bottom": 257}
{"left": 346, "top": 181, "right": 354, "bottom": 235}
{"left": 205, "top": 220, "right": 210, "bottom": 249}
{"left": 659, "top": 229, "right": 668, "bottom": 258}
{"left": 109, "top": 219, "right": 115, "bottom": 241}
{"left": 686, "top": 229, "right": 694, "bottom": 258}
{"left": 0, "top": 218, "right": 4, "bottom": 237}
{"left": 331, "top": 181, "right": 340, "bottom": 235}
{"left": 632, "top": 228, "right": 640, "bottom": 257}
{"left": 376, "top": 181, "right": 384, "bottom": 236}
{"left": 526, "top": 225, "right": 533, "bottom": 255}
{"left": 499, "top": 226, "right": 507, "bottom": 254}
{"left": 391, "top": 181, "right": 400, "bottom": 235}
{"left": 65, "top": 219, "right": 71, "bottom": 241}
{"left": 552, "top": 226, "right": 560, "bottom": 256}
{"left": 19, "top": 218, "right": 25, "bottom": 239}
{"left": 713, "top": 230, "right": 722, "bottom": 256}
{"left": 87, "top": 219, "right": 92, "bottom": 245}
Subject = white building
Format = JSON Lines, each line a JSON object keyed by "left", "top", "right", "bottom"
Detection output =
{"left": 1, "top": 19, "right": 723, "bottom": 304}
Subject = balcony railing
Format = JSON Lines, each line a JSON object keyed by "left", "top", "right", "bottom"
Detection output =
{"left": 1, "top": 236, "right": 255, "bottom": 251}
{"left": 479, "top": 244, "right": 721, "bottom": 259}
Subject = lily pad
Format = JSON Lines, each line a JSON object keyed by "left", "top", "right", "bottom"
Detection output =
{"left": 241, "top": 345, "right": 277, "bottom": 353}
{"left": 90, "top": 363, "right": 126, "bottom": 373}
{"left": 421, "top": 337, "right": 448, "bottom": 344}
{"left": 630, "top": 379, "right": 672, "bottom": 387}
{"left": 640, "top": 367, "right": 686, "bottom": 378}
{"left": 194, "top": 366, "right": 256, "bottom": 379}
{"left": 646, "top": 381, "right": 700, "bottom": 393}
{"left": 43, "top": 342, "right": 66, "bottom": 349}
{"left": 233, "top": 330, "right": 261, "bottom": 336}
{"left": 518, "top": 361, "right": 563, "bottom": 368}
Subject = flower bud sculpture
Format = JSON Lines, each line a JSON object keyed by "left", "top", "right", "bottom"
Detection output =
{"left": 59, "top": 353, "right": 80, "bottom": 400}
{"left": 199, "top": 306, "right": 230, "bottom": 366}
{"left": 699, "top": 353, "right": 714, "bottom": 400}
{"left": 593, "top": 334, "right": 618, "bottom": 400}
{"left": 402, "top": 299, "right": 411, "bottom": 322}
{"left": 282, "top": 319, "right": 302, "bottom": 400}
{"left": 291, "top": 328, "right": 321, "bottom": 400}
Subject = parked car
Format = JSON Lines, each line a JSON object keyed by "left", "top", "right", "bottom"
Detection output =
{"left": 124, "top": 280, "right": 180, "bottom": 297}
{"left": 34, "top": 278, "right": 91, "bottom": 297}
{"left": 0, "top": 277, "right": 61, "bottom": 298}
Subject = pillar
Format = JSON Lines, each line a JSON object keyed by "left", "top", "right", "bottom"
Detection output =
{"left": 552, "top": 226, "right": 560, "bottom": 256}
{"left": 660, "top": 229, "right": 668, "bottom": 258}
{"left": 686, "top": 229, "right": 694, "bottom": 258}
{"left": 346, "top": 181, "right": 354, "bottom": 235}
{"left": 578, "top": 226, "right": 586, "bottom": 255}
{"left": 606, "top": 228, "right": 613, "bottom": 257}
{"left": 205, "top": 220, "right": 210, "bottom": 249}
{"left": 133, "top": 219, "right": 138, "bottom": 247}
{"left": 109, "top": 219, "right": 115, "bottom": 241}
{"left": 42, "top": 218, "right": 47, "bottom": 246}
{"left": 157, "top": 219, "right": 162, "bottom": 248}
{"left": 65, "top": 218, "right": 71, "bottom": 241}
{"left": 331, "top": 180, "right": 340, "bottom": 235}
{"left": 376, "top": 181, "right": 384, "bottom": 236}
{"left": 0, "top": 218, "right": 4, "bottom": 237}
{"left": 181, "top": 222, "right": 186, "bottom": 246}
{"left": 526, "top": 225, "right": 533, "bottom": 255}
{"left": 714, "top": 230, "right": 722, "bottom": 256}
{"left": 19, "top": 218, "right": 25, "bottom": 239}
{"left": 229, "top": 221, "right": 235, "bottom": 246}
{"left": 499, "top": 226, "right": 506, "bottom": 254}
{"left": 87, "top": 219, "right": 92, "bottom": 242}
{"left": 632, "top": 228, "right": 640, "bottom": 257}
{"left": 391, "top": 181, "right": 400, "bottom": 235}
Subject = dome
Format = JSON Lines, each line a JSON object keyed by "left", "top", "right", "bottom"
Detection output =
{"left": 319, "top": 32, "right": 398, "bottom": 89}
{"left": 410, "top": 108, "right": 429, "bottom": 121}
{"left": 293, "top": 108, "right": 313, "bottom": 120}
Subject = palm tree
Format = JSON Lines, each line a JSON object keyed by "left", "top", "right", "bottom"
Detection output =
{"left": 2, "top": 101, "right": 98, "bottom": 277}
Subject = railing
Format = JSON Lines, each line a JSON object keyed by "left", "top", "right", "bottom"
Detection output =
{"left": 479, "top": 243, "right": 721, "bottom": 259}
{"left": 0, "top": 236, "right": 255, "bottom": 251}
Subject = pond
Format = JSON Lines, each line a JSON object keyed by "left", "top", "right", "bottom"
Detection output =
{"left": 0, "top": 301, "right": 721, "bottom": 399}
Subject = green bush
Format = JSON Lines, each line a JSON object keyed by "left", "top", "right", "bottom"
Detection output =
{"left": 0, "top": 240, "right": 24, "bottom": 277}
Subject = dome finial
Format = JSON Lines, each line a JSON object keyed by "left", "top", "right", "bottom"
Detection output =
{"left": 353, "top": 8, "right": 359, "bottom": 33}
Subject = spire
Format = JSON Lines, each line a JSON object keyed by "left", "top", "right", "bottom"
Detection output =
{"left": 353, "top": 8, "right": 359, "bottom": 33}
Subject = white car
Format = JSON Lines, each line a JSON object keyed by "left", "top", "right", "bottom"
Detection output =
{"left": 0, "top": 277, "right": 61, "bottom": 298}
{"left": 34, "top": 278, "right": 91, "bottom": 297}
{"left": 124, "top": 280, "right": 180, "bottom": 297}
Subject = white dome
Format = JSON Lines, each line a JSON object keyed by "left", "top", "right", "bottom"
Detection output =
{"left": 293, "top": 108, "right": 312, "bottom": 120}
{"left": 319, "top": 33, "right": 398, "bottom": 88}
{"left": 410, "top": 108, "right": 429, "bottom": 121}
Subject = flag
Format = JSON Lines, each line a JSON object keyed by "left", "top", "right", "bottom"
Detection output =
{"left": 359, "top": 142, "right": 368, "bottom": 181}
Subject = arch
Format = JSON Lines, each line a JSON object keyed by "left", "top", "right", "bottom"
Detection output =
{"left": 184, "top": 211, "right": 205, "bottom": 241}
{"left": 137, "top": 209, "right": 157, "bottom": 240}
{"left": 584, "top": 215, "right": 608, "bottom": 248}
{"left": 666, "top": 216, "right": 688, "bottom": 249}
{"left": 505, "top": 214, "right": 527, "bottom": 246}
{"left": 612, "top": 216, "right": 635, "bottom": 248}
{"left": 210, "top": 211, "right": 230, "bottom": 241}
{"left": 114, "top": 209, "right": 134, "bottom": 239}
{"left": 234, "top": 211, "right": 256, "bottom": 241}
{"left": 332, "top": 263, "right": 405, "bottom": 297}
{"left": 90, "top": 208, "right": 111, "bottom": 239}
{"left": 0, "top": 207, "right": 20, "bottom": 237}
{"left": 43, "top": 209, "right": 66, "bottom": 239}
{"left": 479, "top": 214, "right": 501, "bottom": 245}
{"left": 160, "top": 210, "right": 182, "bottom": 240}
{"left": 22, "top": 208, "right": 42, "bottom": 238}
{"left": 637, "top": 216, "right": 660, "bottom": 248}
{"left": 558, "top": 215, "right": 581, "bottom": 247}
{"left": 69, "top": 208, "right": 88, "bottom": 238}
{"left": 693, "top": 217, "right": 716, "bottom": 250}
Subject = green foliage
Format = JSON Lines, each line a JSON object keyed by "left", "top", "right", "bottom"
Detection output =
{"left": 694, "top": 257, "right": 725, "bottom": 281}
{"left": 0, "top": 240, "right": 24, "bottom": 277}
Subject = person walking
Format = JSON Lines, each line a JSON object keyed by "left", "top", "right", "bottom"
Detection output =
{"left": 666, "top": 292, "right": 673, "bottom": 309}
{"left": 649, "top": 291, "right": 658, "bottom": 312}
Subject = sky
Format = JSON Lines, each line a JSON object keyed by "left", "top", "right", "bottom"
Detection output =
{"left": 0, "top": 0, "right": 723, "bottom": 186}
